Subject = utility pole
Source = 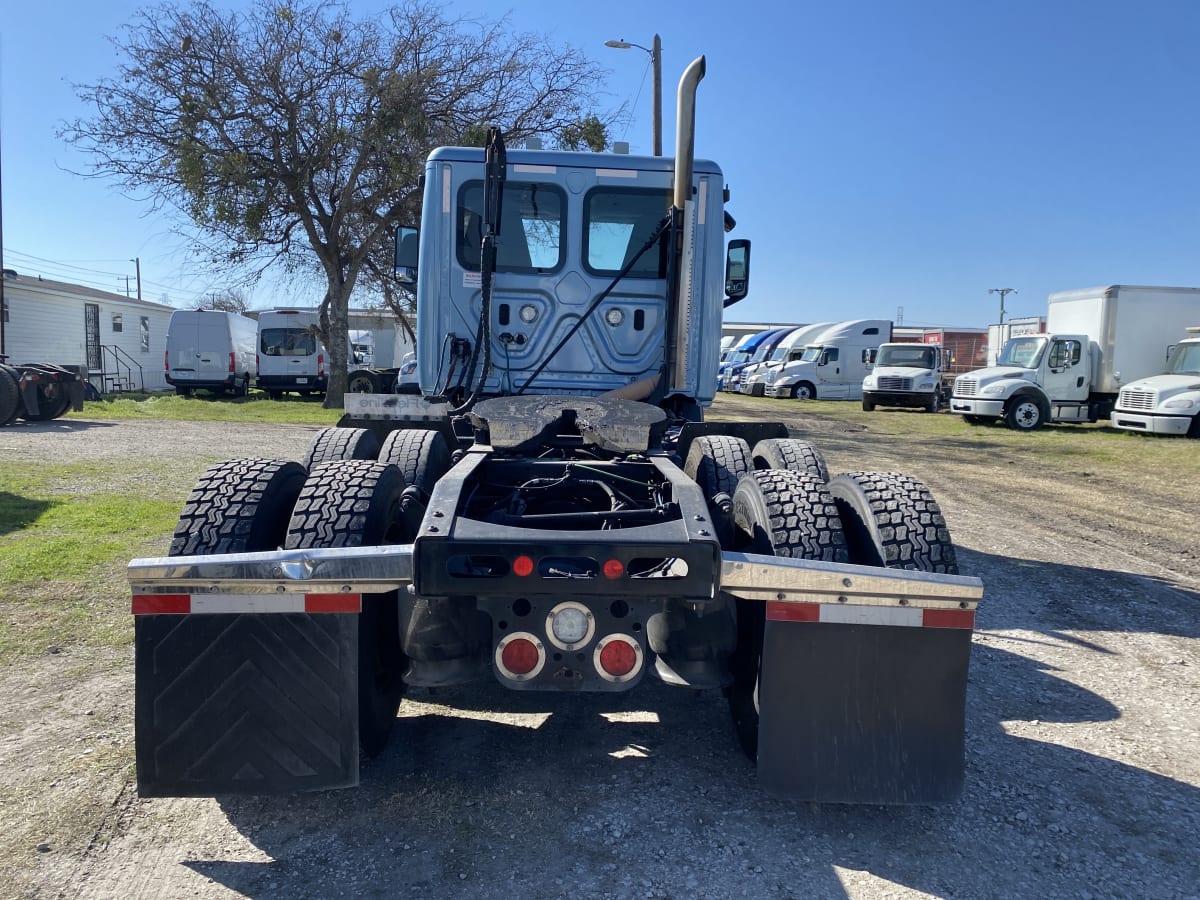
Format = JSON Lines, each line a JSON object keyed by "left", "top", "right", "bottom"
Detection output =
{"left": 604, "top": 34, "right": 663, "bottom": 156}
{"left": 121, "top": 275, "right": 133, "bottom": 297}
{"left": 988, "top": 287, "right": 1017, "bottom": 325}
{"left": 130, "top": 257, "right": 142, "bottom": 300}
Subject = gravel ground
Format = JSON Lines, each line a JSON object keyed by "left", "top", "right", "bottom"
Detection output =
{"left": 4, "top": 409, "right": 1199, "bottom": 900}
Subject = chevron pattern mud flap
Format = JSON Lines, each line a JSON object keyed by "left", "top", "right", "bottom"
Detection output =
{"left": 756, "top": 605, "right": 973, "bottom": 804}
{"left": 135, "top": 613, "right": 359, "bottom": 797}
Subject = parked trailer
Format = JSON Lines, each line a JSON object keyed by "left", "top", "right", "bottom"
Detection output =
{"left": 0, "top": 360, "right": 85, "bottom": 425}
{"left": 129, "top": 58, "right": 982, "bottom": 804}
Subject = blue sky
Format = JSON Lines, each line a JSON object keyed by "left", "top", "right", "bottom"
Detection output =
{"left": 3, "top": 0, "right": 1200, "bottom": 328}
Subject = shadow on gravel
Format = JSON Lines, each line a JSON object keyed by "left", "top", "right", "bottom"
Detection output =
{"left": 2, "top": 419, "right": 120, "bottom": 432}
{"left": 179, "top": 547, "right": 1199, "bottom": 899}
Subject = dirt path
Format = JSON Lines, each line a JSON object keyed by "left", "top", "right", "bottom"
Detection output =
{"left": 5, "top": 409, "right": 1199, "bottom": 899}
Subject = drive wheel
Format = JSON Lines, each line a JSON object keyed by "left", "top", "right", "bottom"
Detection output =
{"left": 683, "top": 435, "right": 751, "bottom": 502}
{"left": 378, "top": 429, "right": 452, "bottom": 539}
{"left": 861, "top": 395, "right": 876, "bottom": 412}
{"left": 792, "top": 382, "right": 816, "bottom": 400}
{"left": 826, "top": 472, "right": 959, "bottom": 574}
{"left": 348, "top": 370, "right": 380, "bottom": 393}
{"left": 169, "top": 458, "right": 308, "bottom": 556}
{"left": 750, "top": 437, "right": 829, "bottom": 482}
{"left": 20, "top": 380, "right": 72, "bottom": 422}
{"left": 285, "top": 460, "right": 408, "bottom": 756}
{"left": 1005, "top": 397, "right": 1046, "bottom": 431}
{"left": 726, "top": 470, "right": 848, "bottom": 758}
{"left": 0, "top": 366, "right": 20, "bottom": 426}
{"left": 303, "top": 426, "right": 381, "bottom": 470}
{"left": 925, "top": 392, "right": 941, "bottom": 413}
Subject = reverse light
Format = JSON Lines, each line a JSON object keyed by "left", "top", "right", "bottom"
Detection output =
{"left": 604, "top": 308, "right": 625, "bottom": 327}
{"left": 546, "top": 601, "right": 594, "bottom": 651}
{"left": 594, "top": 634, "right": 642, "bottom": 682}
{"left": 496, "top": 632, "right": 545, "bottom": 680}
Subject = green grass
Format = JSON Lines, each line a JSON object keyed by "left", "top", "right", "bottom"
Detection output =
{"left": 0, "top": 462, "right": 189, "bottom": 664}
{"left": 66, "top": 389, "right": 343, "bottom": 424}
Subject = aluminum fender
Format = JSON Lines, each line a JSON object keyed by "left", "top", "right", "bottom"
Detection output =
{"left": 720, "top": 551, "right": 981, "bottom": 610}
{"left": 130, "top": 544, "right": 416, "bottom": 602}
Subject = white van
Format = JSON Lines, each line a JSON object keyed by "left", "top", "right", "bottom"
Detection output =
{"left": 165, "top": 309, "right": 257, "bottom": 397}
{"left": 256, "top": 309, "right": 328, "bottom": 399}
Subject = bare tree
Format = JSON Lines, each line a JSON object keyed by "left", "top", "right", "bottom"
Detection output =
{"left": 64, "top": 0, "right": 615, "bottom": 406}
{"left": 199, "top": 288, "right": 249, "bottom": 314}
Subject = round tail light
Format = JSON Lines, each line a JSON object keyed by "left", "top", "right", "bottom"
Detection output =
{"left": 545, "top": 601, "right": 595, "bottom": 651}
{"left": 495, "top": 632, "right": 545, "bottom": 681}
{"left": 594, "top": 634, "right": 643, "bottom": 683}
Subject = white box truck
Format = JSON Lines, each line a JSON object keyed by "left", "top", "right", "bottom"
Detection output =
{"left": 164, "top": 309, "right": 257, "bottom": 397}
{"left": 1111, "top": 326, "right": 1200, "bottom": 437}
{"left": 256, "top": 309, "right": 328, "bottom": 399}
{"left": 950, "top": 285, "right": 1200, "bottom": 430}
{"left": 763, "top": 320, "right": 891, "bottom": 400}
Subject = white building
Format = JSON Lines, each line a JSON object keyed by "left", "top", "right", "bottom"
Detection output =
{"left": 1, "top": 270, "right": 176, "bottom": 392}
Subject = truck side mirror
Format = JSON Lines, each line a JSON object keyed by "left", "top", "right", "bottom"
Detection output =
{"left": 862, "top": 348, "right": 876, "bottom": 365}
{"left": 723, "top": 239, "right": 751, "bottom": 308}
{"left": 394, "top": 225, "right": 419, "bottom": 286}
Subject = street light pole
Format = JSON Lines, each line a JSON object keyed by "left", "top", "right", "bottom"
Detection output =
{"left": 604, "top": 34, "right": 663, "bottom": 156}
{"left": 988, "top": 287, "right": 1017, "bottom": 325}
{"left": 130, "top": 257, "right": 142, "bottom": 301}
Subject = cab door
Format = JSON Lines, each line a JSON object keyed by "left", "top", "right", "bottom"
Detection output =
{"left": 1041, "top": 339, "right": 1087, "bottom": 401}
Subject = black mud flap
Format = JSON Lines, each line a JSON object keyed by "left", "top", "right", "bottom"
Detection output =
{"left": 135, "top": 613, "right": 359, "bottom": 797}
{"left": 757, "top": 610, "right": 972, "bottom": 804}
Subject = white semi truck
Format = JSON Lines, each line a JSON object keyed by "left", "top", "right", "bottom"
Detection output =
{"left": 128, "top": 59, "right": 981, "bottom": 805}
{"left": 762, "top": 319, "right": 892, "bottom": 400}
{"left": 1111, "top": 326, "right": 1200, "bottom": 437}
{"left": 951, "top": 285, "right": 1200, "bottom": 430}
{"left": 737, "top": 323, "right": 833, "bottom": 397}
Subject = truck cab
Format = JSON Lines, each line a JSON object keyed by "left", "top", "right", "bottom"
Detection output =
{"left": 763, "top": 319, "right": 890, "bottom": 400}
{"left": 861, "top": 342, "right": 945, "bottom": 412}
{"left": 1111, "top": 328, "right": 1200, "bottom": 437}
{"left": 951, "top": 333, "right": 1092, "bottom": 429}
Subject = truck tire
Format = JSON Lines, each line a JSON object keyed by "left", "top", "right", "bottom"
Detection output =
{"left": 20, "top": 380, "right": 72, "bottom": 422}
{"left": 683, "top": 435, "right": 752, "bottom": 503}
{"left": 348, "top": 370, "right": 380, "bottom": 393}
{"left": 379, "top": 428, "right": 450, "bottom": 489}
{"left": 169, "top": 458, "right": 308, "bottom": 556}
{"left": 1005, "top": 397, "right": 1046, "bottom": 431}
{"left": 726, "top": 470, "right": 849, "bottom": 758}
{"left": 925, "top": 392, "right": 941, "bottom": 413}
{"left": 285, "top": 460, "right": 408, "bottom": 756}
{"left": 861, "top": 394, "right": 876, "bottom": 412}
{"left": 303, "top": 426, "right": 381, "bottom": 470}
{"left": 176, "top": 386, "right": 193, "bottom": 398}
{"left": 826, "top": 472, "right": 959, "bottom": 574}
{"left": 0, "top": 366, "right": 19, "bottom": 426}
{"left": 1189, "top": 415, "right": 1200, "bottom": 439}
{"left": 751, "top": 438, "right": 829, "bottom": 482}
{"left": 962, "top": 414, "right": 988, "bottom": 425}
{"left": 792, "top": 382, "right": 816, "bottom": 401}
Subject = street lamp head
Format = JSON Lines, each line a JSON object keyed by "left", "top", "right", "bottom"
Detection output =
{"left": 605, "top": 39, "right": 632, "bottom": 49}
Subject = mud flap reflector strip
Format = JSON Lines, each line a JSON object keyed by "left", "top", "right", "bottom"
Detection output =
{"left": 767, "top": 601, "right": 974, "bottom": 629}
{"left": 132, "top": 593, "right": 361, "bottom": 615}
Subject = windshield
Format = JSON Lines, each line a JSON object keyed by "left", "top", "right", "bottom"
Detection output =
{"left": 877, "top": 345, "right": 936, "bottom": 368}
{"left": 996, "top": 336, "right": 1047, "bottom": 369}
{"left": 1165, "top": 342, "right": 1200, "bottom": 375}
{"left": 800, "top": 345, "right": 823, "bottom": 363}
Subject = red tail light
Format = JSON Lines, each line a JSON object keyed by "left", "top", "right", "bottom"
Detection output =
{"left": 594, "top": 635, "right": 642, "bottom": 682}
{"left": 164, "top": 350, "right": 169, "bottom": 372}
{"left": 318, "top": 353, "right": 325, "bottom": 376}
{"left": 495, "top": 632, "right": 545, "bottom": 680}
{"left": 228, "top": 352, "right": 236, "bottom": 373}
